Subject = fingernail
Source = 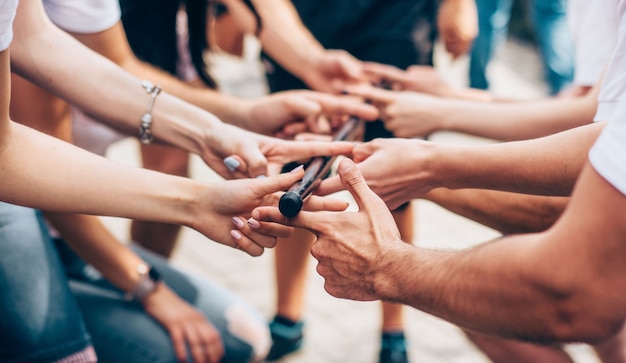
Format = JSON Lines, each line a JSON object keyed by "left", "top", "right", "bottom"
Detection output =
{"left": 231, "top": 230, "right": 242, "bottom": 240}
{"left": 256, "top": 175, "right": 267, "bottom": 179}
{"left": 223, "top": 156, "right": 240, "bottom": 172}
{"left": 232, "top": 217, "right": 244, "bottom": 228}
{"left": 290, "top": 165, "right": 304, "bottom": 173}
{"left": 247, "top": 218, "right": 260, "bottom": 229}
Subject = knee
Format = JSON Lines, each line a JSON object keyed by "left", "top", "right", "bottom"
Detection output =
{"left": 224, "top": 303, "right": 271, "bottom": 363}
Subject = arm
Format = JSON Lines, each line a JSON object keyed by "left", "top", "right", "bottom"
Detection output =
{"left": 346, "top": 83, "right": 598, "bottom": 140}
{"left": 10, "top": 0, "right": 370, "bottom": 178}
{"left": 1, "top": 117, "right": 349, "bottom": 256}
{"left": 249, "top": 0, "right": 364, "bottom": 92}
{"left": 316, "top": 122, "right": 605, "bottom": 208}
{"left": 256, "top": 159, "right": 626, "bottom": 344}
{"left": 45, "top": 212, "right": 224, "bottom": 362}
{"left": 423, "top": 188, "right": 569, "bottom": 234}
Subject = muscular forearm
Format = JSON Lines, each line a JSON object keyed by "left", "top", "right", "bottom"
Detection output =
{"left": 424, "top": 188, "right": 569, "bottom": 234}
{"left": 11, "top": 1, "right": 219, "bottom": 156}
{"left": 439, "top": 93, "right": 597, "bottom": 141}
{"left": 45, "top": 212, "right": 146, "bottom": 292}
{"left": 427, "top": 122, "right": 604, "bottom": 196}
{"left": 1, "top": 121, "right": 202, "bottom": 227}
{"left": 378, "top": 164, "right": 626, "bottom": 343}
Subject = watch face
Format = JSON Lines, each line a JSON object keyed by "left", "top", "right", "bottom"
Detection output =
{"left": 148, "top": 267, "right": 162, "bottom": 282}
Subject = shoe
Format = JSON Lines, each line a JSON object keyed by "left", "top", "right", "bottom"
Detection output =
{"left": 379, "top": 332, "right": 409, "bottom": 363}
{"left": 265, "top": 316, "right": 304, "bottom": 361}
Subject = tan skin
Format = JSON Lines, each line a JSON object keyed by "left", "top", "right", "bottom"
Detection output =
{"left": 253, "top": 157, "right": 626, "bottom": 344}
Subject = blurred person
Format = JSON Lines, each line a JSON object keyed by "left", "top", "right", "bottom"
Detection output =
{"left": 470, "top": 0, "right": 574, "bottom": 95}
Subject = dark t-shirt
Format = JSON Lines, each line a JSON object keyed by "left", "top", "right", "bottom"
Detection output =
{"left": 289, "top": 0, "right": 437, "bottom": 65}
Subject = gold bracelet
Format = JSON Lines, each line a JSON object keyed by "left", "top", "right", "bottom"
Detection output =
{"left": 139, "top": 80, "right": 162, "bottom": 145}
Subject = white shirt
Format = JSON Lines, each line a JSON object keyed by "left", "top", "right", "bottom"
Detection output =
{"left": 568, "top": 0, "right": 617, "bottom": 87}
{"left": 0, "top": 0, "right": 18, "bottom": 51}
{"left": 590, "top": 0, "right": 626, "bottom": 195}
{"left": 43, "top": 0, "right": 120, "bottom": 34}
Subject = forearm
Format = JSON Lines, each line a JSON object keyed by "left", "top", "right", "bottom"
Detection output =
{"left": 427, "top": 122, "right": 604, "bottom": 195}
{"left": 11, "top": 1, "right": 219, "bottom": 155}
{"left": 253, "top": 0, "right": 325, "bottom": 80}
{"left": 378, "top": 164, "right": 626, "bottom": 343}
{"left": 438, "top": 95, "right": 596, "bottom": 141}
{"left": 1, "top": 121, "right": 202, "bottom": 225}
{"left": 424, "top": 188, "right": 569, "bottom": 234}
{"left": 45, "top": 212, "right": 146, "bottom": 292}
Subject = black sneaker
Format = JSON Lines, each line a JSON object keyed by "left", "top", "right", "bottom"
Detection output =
{"left": 379, "top": 332, "right": 409, "bottom": 363}
{"left": 265, "top": 316, "right": 304, "bottom": 361}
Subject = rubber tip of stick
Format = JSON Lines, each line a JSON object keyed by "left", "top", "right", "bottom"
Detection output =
{"left": 279, "top": 191, "right": 304, "bottom": 217}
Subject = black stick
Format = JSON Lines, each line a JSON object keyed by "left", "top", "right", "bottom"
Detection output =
{"left": 278, "top": 116, "right": 363, "bottom": 217}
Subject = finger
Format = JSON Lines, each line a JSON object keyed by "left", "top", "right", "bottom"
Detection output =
{"left": 280, "top": 122, "right": 309, "bottom": 137}
{"left": 222, "top": 155, "right": 251, "bottom": 179}
{"left": 248, "top": 166, "right": 305, "bottom": 197}
{"left": 278, "top": 140, "right": 355, "bottom": 162}
{"left": 169, "top": 326, "right": 188, "bottom": 363}
{"left": 334, "top": 52, "right": 364, "bottom": 80}
{"left": 362, "top": 62, "right": 408, "bottom": 83}
{"left": 230, "top": 229, "right": 265, "bottom": 256}
{"left": 303, "top": 195, "right": 349, "bottom": 212}
{"left": 196, "top": 323, "right": 223, "bottom": 363}
{"left": 305, "top": 114, "right": 330, "bottom": 134}
{"left": 236, "top": 217, "right": 293, "bottom": 246}
{"left": 314, "top": 175, "right": 344, "bottom": 196}
{"left": 251, "top": 206, "right": 320, "bottom": 233}
{"left": 294, "top": 132, "right": 333, "bottom": 142}
{"left": 303, "top": 92, "right": 379, "bottom": 121}
{"left": 336, "top": 158, "right": 385, "bottom": 212}
{"left": 183, "top": 326, "right": 205, "bottom": 363}
{"left": 238, "top": 144, "right": 269, "bottom": 178}
{"left": 343, "top": 84, "right": 397, "bottom": 105}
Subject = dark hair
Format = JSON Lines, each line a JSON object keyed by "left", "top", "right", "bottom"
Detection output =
{"left": 120, "top": 0, "right": 215, "bottom": 88}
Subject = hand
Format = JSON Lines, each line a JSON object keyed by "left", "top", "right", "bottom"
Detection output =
{"left": 345, "top": 85, "right": 447, "bottom": 138}
{"left": 142, "top": 284, "right": 224, "bottom": 363}
{"left": 198, "top": 122, "right": 356, "bottom": 178}
{"left": 245, "top": 90, "right": 379, "bottom": 138}
{"left": 362, "top": 62, "right": 458, "bottom": 98}
{"left": 301, "top": 50, "right": 366, "bottom": 93}
{"left": 192, "top": 166, "right": 350, "bottom": 256}
{"left": 316, "top": 138, "right": 438, "bottom": 210}
{"left": 252, "top": 158, "right": 404, "bottom": 301}
{"left": 437, "top": 0, "right": 478, "bottom": 59}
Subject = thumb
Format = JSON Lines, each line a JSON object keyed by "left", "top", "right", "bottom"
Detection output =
{"left": 253, "top": 166, "right": 305, "bottom": 196}
{"left": 336, "top": 158, "right": 383, "bottom": 212}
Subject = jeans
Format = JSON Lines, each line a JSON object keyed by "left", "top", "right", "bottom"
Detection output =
{"left": 0, "top": 202, "right": 269, "bottom": 363}
{"left": 470, "top": 0, "right": 574, "bottom": 95}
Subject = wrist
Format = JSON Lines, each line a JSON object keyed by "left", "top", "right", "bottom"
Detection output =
{"left": 374, "top": 241, "right": 416, "bottom": 302}
{"left": 125, "top": 263, "right": 163, "bottom": 303}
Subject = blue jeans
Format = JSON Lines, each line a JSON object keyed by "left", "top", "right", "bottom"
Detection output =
{"left": 0, "top": 202, "right": 269, "bottom": 363}
{"left": 470, "top": 0, "right": 574, "bottom": 95}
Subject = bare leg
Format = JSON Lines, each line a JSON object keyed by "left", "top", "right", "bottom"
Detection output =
{"left": 464, "top": 330, "right": 574, "bottom": 363}
{"left": 131, "top": 143, "right": 189, "bottom": 258}
{"left": 274, "top": 227, "right": 316, "bottom": 321}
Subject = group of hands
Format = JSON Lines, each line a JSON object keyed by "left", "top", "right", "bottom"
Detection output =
{"left": 156, "top": 8, "right": 479, "bottom": 360}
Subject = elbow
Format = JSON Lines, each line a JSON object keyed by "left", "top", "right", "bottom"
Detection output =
{"left": 541, "top": 292, "right": 625, "bottom": 344}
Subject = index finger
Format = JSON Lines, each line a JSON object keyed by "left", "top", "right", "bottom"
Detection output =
{"left": 299, "top": 91, "right": 379, "bottom": 121}
{"left": 252, "top": 206, "right": 320, "bottom": 234}
{"left": 343, "top": 84, "right": 397, "bottom": 105}
{"left": 314, "top": 174, "right": 345, "bottom": 196}
{"left": 276, "top": 140, "right": 355, "bottom": 163}
{"left": 362, "top": 62, "right": 408, "bottom": 83}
